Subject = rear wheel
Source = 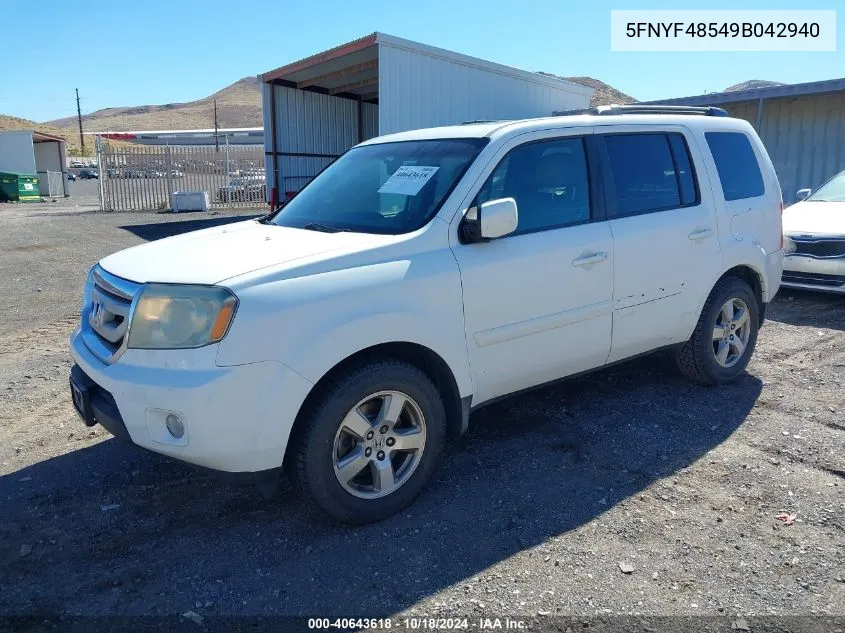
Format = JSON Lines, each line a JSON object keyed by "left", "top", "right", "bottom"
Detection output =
{"left": 676, "top": 277, "right": 759, "bottom": 385}
{"left": 287, "top": 358, "right": 446, "bottom": 524}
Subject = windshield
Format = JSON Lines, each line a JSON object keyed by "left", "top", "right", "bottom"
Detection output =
{"left": 271, "top": 138, "right": 488, "bottom": 234}
{"left": 808, "top": 171, "right": 845, "bottom": 202}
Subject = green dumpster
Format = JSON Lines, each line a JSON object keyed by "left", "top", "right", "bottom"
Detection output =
{"left": 0, "top": 172, "right": 41, "bottom": 202}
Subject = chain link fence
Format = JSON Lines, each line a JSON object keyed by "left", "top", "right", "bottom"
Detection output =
{"left": 96, "top": 139, "right": 266, "bottom": 211}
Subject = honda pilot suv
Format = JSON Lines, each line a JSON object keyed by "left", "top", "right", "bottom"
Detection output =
{"left": 70, "top": 105, "right": 784, "bottom": 523}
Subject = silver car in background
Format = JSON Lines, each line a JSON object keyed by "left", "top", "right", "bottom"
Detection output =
{"left": 782, "top": 170, "right": 845, "bottom": 294}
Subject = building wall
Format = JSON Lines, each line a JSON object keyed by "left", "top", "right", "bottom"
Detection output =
{"left": 719, "top": 93, "right": 845, "bottom": 204}
{"left": 33, "top": 141, "right": 64, "bottom": 172}
{"left": 0, "top": 131, "right": 36, "bottom": 174}
{"left": 263, "top": 83, "right": 379, "bottom": 198}
{"left": 377, "top": 42, "right": 591, "bottom": 135}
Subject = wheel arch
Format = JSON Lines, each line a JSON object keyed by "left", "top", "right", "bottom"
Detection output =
{"left": 718, "top": 264, "right": 765, "bottom": 326}
{"left": 284, "top": 341, "right": 467, "bottom": 466}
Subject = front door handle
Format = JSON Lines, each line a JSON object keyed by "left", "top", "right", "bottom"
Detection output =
{"left": 688, "top": 228, "right": 714, "bottom": 242}
{"left": 572, "top": 252, "right": 608, "bottom": 267}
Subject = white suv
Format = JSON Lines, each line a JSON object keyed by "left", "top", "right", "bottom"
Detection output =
{"left": 70, "top": 106, "right": 784, "bottom": 523}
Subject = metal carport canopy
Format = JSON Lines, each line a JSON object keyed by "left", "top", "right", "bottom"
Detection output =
{"left": 261, "top": 33, "right": 381, "bottom": 102}
{"left": 259, "top": 33, "right": 592, "bottom": 207}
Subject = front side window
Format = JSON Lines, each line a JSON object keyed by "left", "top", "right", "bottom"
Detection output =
{"left": 705, "top": 131, "right": 765, "bottom": 201}
{"left": 476, "top": 137, "right": 591, "bottom": 235}
{"left": 808, "top": 170, "right": 845, "bottom": 202}
{"left": 271, "top": 138, "right": 487, "bottom": 234}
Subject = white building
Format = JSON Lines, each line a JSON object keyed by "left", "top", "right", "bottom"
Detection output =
{"left": 260, "top": 33, "right": 592, "bottom": 205}
{"left": 0, "top": 130, "right": 68, "bottom": 197}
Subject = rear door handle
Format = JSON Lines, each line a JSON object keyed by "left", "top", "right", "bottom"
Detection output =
{"left": 688, "top": 228, "right": 714, "bottom": 242}
{"left": 572, "top": 252, "right": 608, "bottom": 267}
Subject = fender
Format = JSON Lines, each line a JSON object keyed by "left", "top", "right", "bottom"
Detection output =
{"left": 683, "top": 239, "right": 772, "bottom": 341}
{"left": 215, "top": 242, "right": 473, "bottom": 399}
{"left": 284, "top": 310, "right": 473, "bottom": 397}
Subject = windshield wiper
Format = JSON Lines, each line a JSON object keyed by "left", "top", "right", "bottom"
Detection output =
{"left": 302, "top": 222, "right": 349, "bottom": 233}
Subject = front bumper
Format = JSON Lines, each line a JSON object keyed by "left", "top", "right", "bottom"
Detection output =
{"left": 782, "top": 254, "right": 845, "bottom": 294}
{"left": 70, "top": 328, "right": 313, "bottom": 473}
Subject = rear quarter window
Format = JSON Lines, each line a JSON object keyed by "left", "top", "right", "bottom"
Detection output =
{"left": 705, "top": 131, "right": 765, "bottom": 201}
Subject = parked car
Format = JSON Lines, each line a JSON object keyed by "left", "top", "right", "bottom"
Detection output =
{"left": 217, "top": 178, "right": 266, "bottom": 202}
{"left": 70, "top": 160, "right": 85, "bottom": 169}
{"left": 79, "top": 169, "right": 99, "bottom": 179}
{"left": 782, "top": 170, "right": 845, "bottom": 293}
{"left": 69, "top": 106, "right": 784, "bottom": 524}
{"left": 66, "top": 171, "right": 76, "bottom": 182}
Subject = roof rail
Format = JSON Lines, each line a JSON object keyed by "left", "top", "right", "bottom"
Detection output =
{"left": 554, "top": 104, "right": 729, "bottom": 117}
{"left": 460, "top": 119, "right": 506, "bottom": 125}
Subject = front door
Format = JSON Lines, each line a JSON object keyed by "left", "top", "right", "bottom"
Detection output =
{"left": 450, "top": 129, "right": 614, "bottom": 405}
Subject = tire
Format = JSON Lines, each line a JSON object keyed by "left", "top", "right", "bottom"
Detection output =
{"left": 286, "top": 358, "right": 447, "bottom": 524}
{"left": 676, "top": 276, "right": 759, "bottom": 385}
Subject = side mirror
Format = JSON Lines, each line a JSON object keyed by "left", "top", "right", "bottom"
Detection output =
{"left": 796, "top": 188, "right": 812, "bottom": 201}
{"left": 461, "top": 197, "right": 519, "bottom": 243}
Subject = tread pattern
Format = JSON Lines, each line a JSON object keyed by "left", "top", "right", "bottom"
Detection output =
{"left": 676, "top": 276, "right": 758, "bottom": 386}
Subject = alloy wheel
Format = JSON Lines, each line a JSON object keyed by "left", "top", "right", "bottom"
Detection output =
{"left": 332, "top": 390, "right": 427, "bottom": 499}
{"left": 712, "top": 297, "right": 751, "bottom": 368}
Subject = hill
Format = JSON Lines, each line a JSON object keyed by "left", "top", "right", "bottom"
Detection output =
{"left": 558, "top": 76, "right": 638, "bottom": 106}
{"left": 47, "top": 77, "right": 262, "bottom": 132}
{"left": 723, "top": 80, "right": 786, "bottom": 93}
{"left": 18, "top": 74, "right": 801, "bottom": 140}
{"left": 45, "top": 74, "right": 637, "bottom": 131}
{"left": 0, "top": 114, "right": 102, "bottom": 155}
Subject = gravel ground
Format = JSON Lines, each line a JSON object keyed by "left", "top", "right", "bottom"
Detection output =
{"left": 0, "top": 203, "right": 843, "bottom": 630}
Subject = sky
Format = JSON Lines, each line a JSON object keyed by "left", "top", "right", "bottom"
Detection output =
{"left": 1, "top": 0, "right": 842, "bottom": 122}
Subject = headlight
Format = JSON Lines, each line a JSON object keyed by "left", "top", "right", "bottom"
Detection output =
{"left": 783, "top": 235, "right": 797, "bottom": 254}
{"left": 127, "top": 284, "right": 238, "bottom": 350}
{"left": 82, "top": 265, "right": 96, "bottom": 313}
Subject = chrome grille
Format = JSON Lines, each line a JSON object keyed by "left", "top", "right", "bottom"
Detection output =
{"left": 81, "top": 266, "right": 141, "bottom": 363}
{"left": 790, "top": 237, "right": 845, "bottom": 259}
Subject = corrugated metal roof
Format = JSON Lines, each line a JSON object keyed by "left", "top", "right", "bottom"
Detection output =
{"left": 647, "top": 77, "right": 845, "bottom": 106}
{"left": 260, "top": 32, "right": 592, "bottom": 98}
{"left": 260, "top": 33, "right": 378, "bottom": 83}
{"left": 0, "top": 130, "right": 66, "bottom": 144}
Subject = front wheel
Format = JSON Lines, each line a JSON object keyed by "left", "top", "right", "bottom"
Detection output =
{"left": 676, "top": 277, "right": 759, "bottom": 385}
{"left": 286, "top": 358, "right": 446, "bottom": 524}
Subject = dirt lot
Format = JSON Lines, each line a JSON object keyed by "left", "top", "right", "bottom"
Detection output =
{"left": 0, "top": 203, "right": 843, "bottom": 629}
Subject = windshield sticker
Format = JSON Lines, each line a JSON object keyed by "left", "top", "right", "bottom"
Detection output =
{"left": 378, "top": 166, "right": 439, "bottom": 196}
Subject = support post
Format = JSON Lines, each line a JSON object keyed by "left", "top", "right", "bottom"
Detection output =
{"left": 165, "top": 143, "right": 174, "bottom": 211}
{"left": 225, "top": 134, "right": 231, "bottom": 208}
{"left": 95, "top": 134, "right": 105, "bottom": 211}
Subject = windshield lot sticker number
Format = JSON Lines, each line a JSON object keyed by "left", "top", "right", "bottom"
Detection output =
{"left": 378, "top": 165, "right": 439, "bottom": 195}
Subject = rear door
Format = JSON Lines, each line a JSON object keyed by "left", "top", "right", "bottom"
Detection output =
{"left": 596, "top": 126, "right": 722, "bottom": 363}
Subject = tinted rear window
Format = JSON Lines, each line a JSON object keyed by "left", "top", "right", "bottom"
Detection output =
{"left": 705, "top": 132, "right": 765, "bottom": 201}
{"left": 604, "top": 134, "right": 681, "bottom": 217}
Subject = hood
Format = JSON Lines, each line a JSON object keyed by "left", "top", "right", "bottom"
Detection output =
{"left": 99, "top": 220, "right": 392, "bottom": 285}
{"left": 782, "top": 200, "right": 845, "bottom": 237}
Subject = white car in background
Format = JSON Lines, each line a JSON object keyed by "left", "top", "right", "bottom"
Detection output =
{"left": 782, "top": 170, "right": 845, "bottom": 293}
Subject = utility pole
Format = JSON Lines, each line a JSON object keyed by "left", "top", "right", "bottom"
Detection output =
{"left": 75, "top": 88, "right": 85, "bottom": 154}
{"left": 213, "top": 98, "right": 219, "bottom": 152}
